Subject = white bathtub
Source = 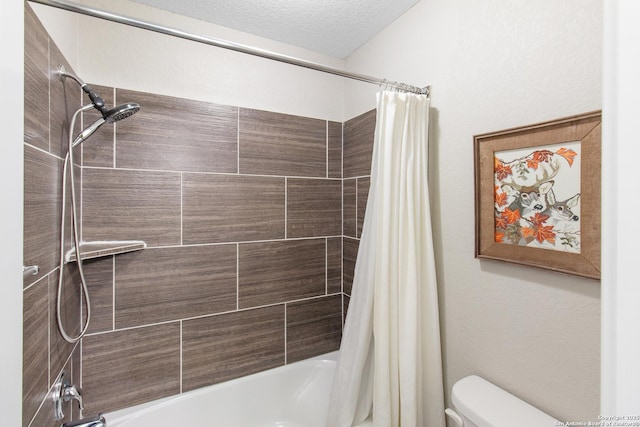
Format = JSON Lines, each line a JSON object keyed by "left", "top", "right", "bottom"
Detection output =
{"left": 106, "top": 351, "right": 372, "bottom": 427}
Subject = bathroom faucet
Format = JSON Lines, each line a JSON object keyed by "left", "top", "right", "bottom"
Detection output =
{"left": 53, "top": 371, "right": 85, "bottom": 421}
{"left": 62, "top": 414, "right": 106, "bottom": 427}
{"left": 52, "top": 372, "right": 106, "bottom": 426}
{"left": 61, "top": 383, "right": 84, "bottom": 412}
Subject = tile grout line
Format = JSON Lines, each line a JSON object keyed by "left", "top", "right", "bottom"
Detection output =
{"left": 326, "top": 120, "right": 329, "bottom": 178}
{"left": 113, "top": 87, "right": 117, "bottom": 169}
{"left": 180, "top": 172, "right": 183, "bottom": 246}
{"left": 47, "top": 37, "right": 51, "bottom": 154}
{"left": 47, "top": 275, "right": 51, "bottom": 399}
{"left": 79, "top": 339, "right": 83, "bottom": 391}
{"left": 179, "top": 320, "right": 183, "bottom": 394}
{"left": 84, "top": 292, "right": 343, "bottom": 338}
{"left": 236, "top": 107, "right": 240, "bottom": 174}
{"left": 236, "top": 243, "right": 240, "bottom": 310}
{"left": 341, "top": 121, "right": 345, "bottom": 327}
{"left": 284, "top": 177, "right": 288, "bottom": 239}
{"left": 23, "top": 268, "right": 49, "bottom": 292}
{"left": 341, "top": 122, "right": 344, "bottom": 182}
{"left": 80, "top": 164, "right": 343, "bottom": 181}
{"left": 355, "top": 178, "right": 359, "bottom": 239}
{"left": 143, "top": 235, "right": 343, "bottom": 250}
{"left": 23, "top": 142, "right": 64, "bottom": 161}
{"left": 284, "top": 303, "right": 287, "bottom": 365}
{"left": 79, "top": 84, "right": 85, "bottom": 242}
{"left": 325, "top": 238, "right": 328, "bottom": 295}
{"left": 112, "top": 256, "right": 116, "bottom": 331}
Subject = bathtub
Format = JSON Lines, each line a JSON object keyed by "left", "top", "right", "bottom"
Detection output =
{"left": 106, "top": 351, "right": 372, "bottom": 427}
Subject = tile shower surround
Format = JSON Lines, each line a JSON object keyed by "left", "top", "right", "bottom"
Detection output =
{"left": 23, "top": 5, "right": 83, "bottom": 427}
{"left": 23, "top": 4, "right": 375, "bottom": 424}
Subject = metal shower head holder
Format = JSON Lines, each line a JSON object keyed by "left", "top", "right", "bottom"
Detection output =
{"left": 57, "top": 66, "right": 140, "bottom": 147}
{"left": 54, "top": 66, "right": 140, "bottom": 345}
{"left": 57, "top": 66, "right": 108, "bottom": 116}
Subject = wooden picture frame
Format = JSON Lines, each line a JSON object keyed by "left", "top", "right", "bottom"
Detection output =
{"left": 474, "top": 111, "right": 601, "bottom": 279}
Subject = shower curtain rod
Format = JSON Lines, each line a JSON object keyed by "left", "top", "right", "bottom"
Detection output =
{"left": 28, "top": 0, "right": 430, "bottom": 96}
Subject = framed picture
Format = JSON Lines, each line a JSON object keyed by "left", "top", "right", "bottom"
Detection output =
{"left": 474, "top": 111, "right": 601, "bottom": 279}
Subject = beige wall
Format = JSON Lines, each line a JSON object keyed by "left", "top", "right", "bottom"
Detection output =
{"left": 1, "top": 0, "right": 24, "bottom": 425}
{"left": 601, "top": 0, "right": 640, "bottom": 414}
{"left": 34, "top": 0, "right": 347, "bottom": 122}
{"left": 344, "top": 0, "right": 602, "bottom": 422}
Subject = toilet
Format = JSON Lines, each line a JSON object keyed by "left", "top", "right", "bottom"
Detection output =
{"left": 446, "top": 375, "right": 560, "bottom": 427}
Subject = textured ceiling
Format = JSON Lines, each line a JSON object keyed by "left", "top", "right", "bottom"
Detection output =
{"left": 128, "top": 0, "right": 420, "bottom": 58}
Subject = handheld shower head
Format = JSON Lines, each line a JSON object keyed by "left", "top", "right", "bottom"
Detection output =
{"left": 105, "top": 102, "right": 140, "bottom": 123}
{"left": 72, "top": 116, "right": 106, "bottom": 148}
{"left": 57, "top": 69, "right": 141, "bottom": 345}
{"left": 80, "top": 84, "right": 137, "bottom": 121}
{"left": 58, "top": 67, "right": 140, "bottom": 131}
{"left": 71, "top": 103, "right": 140, "bottom": 148}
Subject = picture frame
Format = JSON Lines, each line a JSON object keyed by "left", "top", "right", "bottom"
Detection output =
{"left": 474, "top": 111, "right": 601, "bottom": 279}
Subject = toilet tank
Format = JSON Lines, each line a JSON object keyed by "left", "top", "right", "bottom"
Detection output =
{"left": 449, "top": 375, "right": 559, "bottom": 427}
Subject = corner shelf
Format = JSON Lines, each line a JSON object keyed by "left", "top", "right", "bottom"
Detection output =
{"left": 65, "top": 240, "right": 147, "bottom": 263}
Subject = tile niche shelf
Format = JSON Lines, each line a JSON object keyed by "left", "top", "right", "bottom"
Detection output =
{"left": 65, "top": 240, "right": 147, "bottom": 263}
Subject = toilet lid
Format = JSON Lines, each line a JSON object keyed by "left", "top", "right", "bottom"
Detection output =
{"left": 451, "top": 375, "right": 559, "bottom": 427}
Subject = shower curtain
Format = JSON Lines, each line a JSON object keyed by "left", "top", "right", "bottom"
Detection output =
{"left": 327, "top": 90, "right": 445, "bottom": 427}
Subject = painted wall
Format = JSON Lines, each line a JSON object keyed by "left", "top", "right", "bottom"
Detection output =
{"left": 601, "top": 0, "right": 640, "bottom": 416}
{"left": 28, "top": 3, "right": 79, "bottom": 70}
{"left": 34, "top": 0, "right": 347, "bottom": 122}
{"left": 344, "top": 0, "right": 602, "bottom": 422}
{"left": 1, "top": 0, "right": 24, "bottom": 425}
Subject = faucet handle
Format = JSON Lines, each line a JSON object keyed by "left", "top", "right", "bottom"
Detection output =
{"left": 53, "top": 370, "right": 84, "bottom": 421}
{"left": 62, "top": 383, "right": 84, "bottom": 411}
{"left": 53, "top": 371, "right": 68, "bottom": 421}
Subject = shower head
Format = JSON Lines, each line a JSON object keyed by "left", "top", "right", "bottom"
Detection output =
{"left": 104, "top": 102, "right": 140, "bottom": 123}
{"left": 57, "top": 67, "right": 140, "bottom": 125}
{"left": 72, "top": 116, "right": 106, "bottom": 148}
{"left": 80, "top": 84, "right": 139, "bottom": 122}
{"left": 71, "top": 103, "right": 140, "bottom": 148}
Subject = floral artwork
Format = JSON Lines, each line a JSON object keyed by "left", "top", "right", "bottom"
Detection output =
{"left": 493, "top": 141, "right": 581, "bottom": 253}
{"left": 475, "top": 111, "right": 600, "bottom": 278}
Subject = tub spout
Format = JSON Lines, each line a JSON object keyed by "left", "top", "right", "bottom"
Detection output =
{"left": 62, "top": 414, "right": 106, "bottom": 427}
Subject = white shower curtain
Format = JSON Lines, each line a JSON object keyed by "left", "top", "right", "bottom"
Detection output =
{"left": 327, "top": 90, "right": 445, "bottom": 427}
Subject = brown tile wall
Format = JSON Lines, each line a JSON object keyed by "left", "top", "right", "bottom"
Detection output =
{"left": 24, "top": 3, "right": 378, "bottom": 421}
{"left": 23, "top": 5, "right": 83, "bottom": 426}
{"left": 342, "top": 109, "right": 376, "bottom": 298}
{"left": 343, "top": 109, "right": 376, "bottom": 179}
{"left": 182, "top": 305, "right": 285, "bottom": 392}
{"left": 75, "top": 86, "right": 346, "bottom": 413}
{"left": 82, "top": 324, "right": 181, "bottom": 412}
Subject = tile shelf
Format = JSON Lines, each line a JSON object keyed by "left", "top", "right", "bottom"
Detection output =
{"left": 65, "top": 240, "right": 147, "bottom": 263}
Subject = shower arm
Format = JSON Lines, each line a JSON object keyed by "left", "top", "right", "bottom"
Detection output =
{"left": 58, "top": 67, "right": 109, "bottom": 117}
{"left": 58, "top": 67, "right": 85, "bottom": 87}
